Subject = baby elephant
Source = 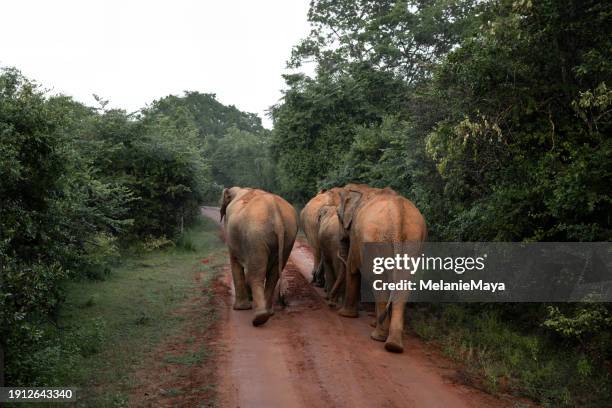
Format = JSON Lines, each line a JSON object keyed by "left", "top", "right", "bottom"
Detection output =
{"left": 220, "top": 187, "right": 298, "bottom": 326}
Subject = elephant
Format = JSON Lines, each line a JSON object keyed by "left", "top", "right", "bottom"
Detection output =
{"left": 336, "top": 184, "right": 427, "bottom": 353}
{"left": 220, "top": 187, "right": 298, "bottom": 326}
{"left": 316, "top": 205, "right": 346, "bottom": 306}
{"left": 299, "top": 187, "right": 343, "bottom": 286}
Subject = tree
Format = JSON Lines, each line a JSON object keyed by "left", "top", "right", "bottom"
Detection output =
{"left": 290, "top": 0, "right": 480, "bottom": 84}
{"left": 426, "top": 0, "right": 611, "bottom": 241}
{"left": 0, "top": 68, "right": 132, "bottom": 384}
{"left": 142, "top": 91, "right": 276, "bottom": 198}
{"left": 210, "top": 127, "right": 277, "bottom": 191}
{"left": 271, "top": 0, "right": 481, "bottom": 203}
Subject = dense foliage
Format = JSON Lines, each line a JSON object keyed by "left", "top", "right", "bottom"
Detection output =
{"left": 0, "top": 70, "right": 130, "bottom": 385}
{"left": 0, "top": 69, "right": 271, "bottom": 385}
{"left": 272, "top": 0, "right": 611, "bottom": 242}
{"left": 143, "top": 92, "right": 277, "bottom": 199}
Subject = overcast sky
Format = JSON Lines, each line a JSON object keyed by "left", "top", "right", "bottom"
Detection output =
{"left": 0, "top": 0, "right": 312, "bottom": 128}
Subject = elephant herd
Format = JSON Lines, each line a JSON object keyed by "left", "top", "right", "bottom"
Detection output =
{"left": 220, "top": 184, "right": 426, "bottom": 353}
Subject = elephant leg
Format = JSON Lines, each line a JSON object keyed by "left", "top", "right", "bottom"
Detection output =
{"left": 310, "top": 246, "right": 321, "bottom": 283}
{"left": 385, "top": 301, "right": 405, "bottom": 353}
{"left": 230, "top": 256, "right": 251, "bottom": 310}
{"left": 338, "top": 264, "right": 360, "bottom": 318}
{"left": 370, "top": 301, "right": 390, "bottom": 342}
{"left": 323, "top": 256, "right": 336, "bottom": 299}
{"left": 328, "top": 259, "right": 345, "bottom": 306}
{"left": 248, "top": 262, "right": 272, "bottom": 327}
{"left": 314, "top": 257, "right": 325, "bottom": 288}
{"left": 264, "top": 261, "right": 280, "bottom": 315}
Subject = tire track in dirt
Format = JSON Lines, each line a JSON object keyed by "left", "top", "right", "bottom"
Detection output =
{"left": 203, "top": 206, "right": 522, "bottom": 408}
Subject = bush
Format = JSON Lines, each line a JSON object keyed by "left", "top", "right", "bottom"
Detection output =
{"left": 0, "top": 68, "right": 216, "bottom": 386}
{"left": 409, "top": 304, "right": 612, "bottom": 406}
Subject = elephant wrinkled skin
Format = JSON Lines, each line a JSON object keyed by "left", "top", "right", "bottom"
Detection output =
{"left": 337, "top": 184, "right": 427, "bottom": 353}
{"left": 220, "top": 187, "right": 298, "bottom": 326}
{"left": 299, "top": 188, "right": 342, "bottom": 286}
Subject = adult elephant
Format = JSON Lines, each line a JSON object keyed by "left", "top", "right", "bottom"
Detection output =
{"left": 316, "top": 205, "right": 346, "bottom": 306}
{"left": 337, "top": 184, "right": 427, "bottom": 353}
{"left": 220, "top": 187, "right": 298, "bottom": 326}
{"left": 300, "top": 187, "right": 342, "bottom": 286}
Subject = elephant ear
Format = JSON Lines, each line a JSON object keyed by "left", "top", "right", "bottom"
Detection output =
{"left": 219, "top": 188, "right": 235, "bottom": 221}
{"left": 337, "top": 189, "right": 363, "bottom": 231}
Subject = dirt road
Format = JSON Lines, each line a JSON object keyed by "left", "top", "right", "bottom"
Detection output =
{"left": 202, "top": 206, "right": 514, "bottom": 408}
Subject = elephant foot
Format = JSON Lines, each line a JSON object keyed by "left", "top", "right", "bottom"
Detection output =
{"left": 370, "top": 328, "right": 389, "bottom": 342}
{"left": 233, "top": 300, "right": 252, "bottom": 310}
{"left": 252, "top": 310, "right": 272, "bottom": 327}
{"left": 369, "top": 319, "right": 377, "bottom": 328}
{"left": 338, "top": 307, "right": 359, "bottom": 318}
{"left": 326, "top": 299, "right": 338, "bottom": 308}
{"left": 384, "top": 336, "right": 404, "bottom": 353}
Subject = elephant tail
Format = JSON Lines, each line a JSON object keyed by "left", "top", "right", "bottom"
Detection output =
{"left": 278, "top": 228, "right": 285, "bottom": 275}
{"left": 275, "top": 218, "right": 285, "bottom": 276}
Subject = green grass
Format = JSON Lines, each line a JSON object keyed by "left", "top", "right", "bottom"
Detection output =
{"left": 408, "top": 304, "right": 612, "bottom": 407}
{"left": 23, "top": 215, "right": 226, "bottom": 407}
{"left": 162, "top": 347, "right": 210, "bottom": 367}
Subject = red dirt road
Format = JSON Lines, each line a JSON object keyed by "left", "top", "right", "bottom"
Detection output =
{"left": 202, "top": 207, "right": 516, "bottom": 408}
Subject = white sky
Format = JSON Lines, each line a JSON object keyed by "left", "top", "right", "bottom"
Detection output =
{"left": 0, "top": 0, "right": 313, "bottom": 128}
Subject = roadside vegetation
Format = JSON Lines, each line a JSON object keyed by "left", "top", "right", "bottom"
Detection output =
{"left": 409, "top": 304, "right": 612, "bottom": 406}
{"left": 6, "top": 216, "right": 225, "bottom": 407}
